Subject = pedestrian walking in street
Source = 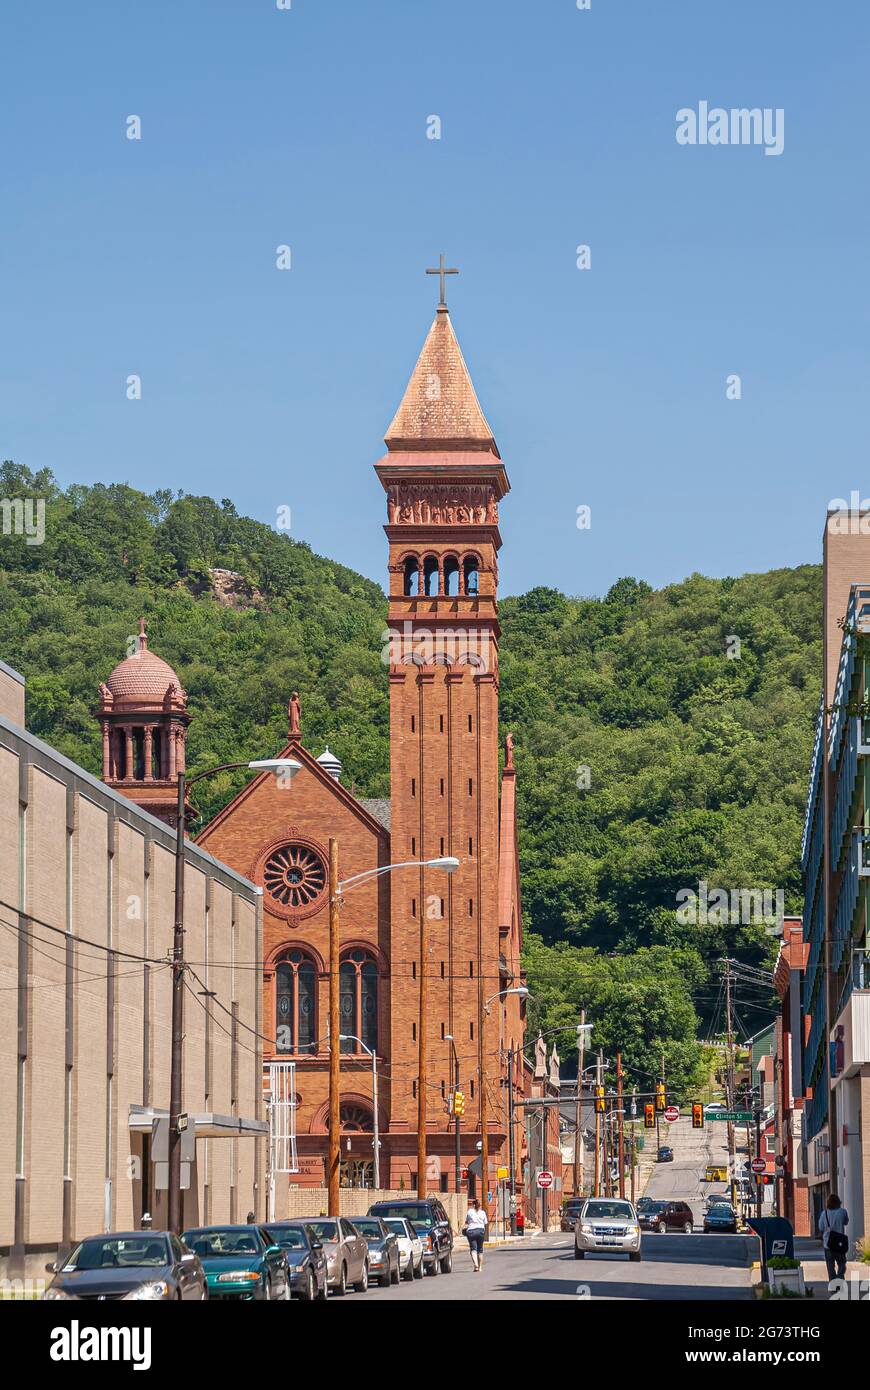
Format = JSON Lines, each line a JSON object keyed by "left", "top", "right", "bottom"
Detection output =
{"left": 819, "top": 1193, "right": 849, "bottom": 1281}
{"left": 463, "top": 1198, "right": 488, "bottom": 1273}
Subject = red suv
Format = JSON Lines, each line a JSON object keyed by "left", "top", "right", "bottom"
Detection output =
{"left": 652, "top": 1200, "right": 694, "bottom": 1233}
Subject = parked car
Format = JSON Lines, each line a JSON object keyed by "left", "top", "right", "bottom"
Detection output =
{"left": 704, "top": 1164, "right": 728, "bottom": 1182}
{"left": 43, "top": 1231, "right": 207, "bottom": 1301}
{"left": 657, "top": 1146, "right": 675, "bottom": 1163}
{"left": 181, "top": 1225, "right": 289, "bottom": 1301}
{"left": 703, "top": 1203, "right": 738, "bottom": 1235}
{"left": 650, "top": 1200, "right": 694, "bottom": 1233}
{"left": 573, "top": 1198, "right": 641, "bottom": 1261}
{"left": 263, "top": 1221, "right": 328, "bottom": 1301}
{"left": 381, "top": 1217, "right": 425, "bottom": 1281}
{"left": 637, "top": 1200, "right": 667, "bottom": 1231}
{"left": 560, "top": 1198, "right": 585, "bottom": 1232}
{"left": 704, "top": 1102, "right": 727, "bottom": 1115}
{"left": 297, "top": 1217, "right": 369, "bottom": 1295}
{"left": 635, "top": 1196, "right": 658, "bottom": 1214}
{"left": 705, "top": 1190, "right": 731, "bottom": 1209}
{"left": 350, "top": 1216, "right": 401, "bottom": 1287}
{"left": 368, "top": 1198, "right": 453, "bottom": 1275}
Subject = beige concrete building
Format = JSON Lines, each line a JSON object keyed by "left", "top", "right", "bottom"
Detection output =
{"left": 0, "top": 660, "right": 266, "bottom": 1278}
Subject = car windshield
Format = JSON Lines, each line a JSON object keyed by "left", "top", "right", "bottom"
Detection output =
{"left": 372, "top": 1206, "right": 433, "bottom": 1230}
{"left": 383, "top": 1219, "right": 411, "bottom": 1237}
{"left": 582, "top": 1201, "right": 634, "bottom": 1220}
{"left": 183, "top": 1228, "right": 262, "bottom": 1257}
{"left": 709, "top": 1205, "right": 734, "bottom": 1216}
{"left": 264, "top": 1227, "right": 307, "bottom": 1250}
{"left": 352, "top": 1219, "right": 384, "bottom": 1238}
{"left": 64, "top": 1237, "right": 169, "bottom": 1270}
{"left": 305, "top": 1221, "right": 338, "bottom": 1243}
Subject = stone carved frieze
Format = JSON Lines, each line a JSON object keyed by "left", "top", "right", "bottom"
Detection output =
{"left": 387, "top": 483, "right": 498, "bottom": 526}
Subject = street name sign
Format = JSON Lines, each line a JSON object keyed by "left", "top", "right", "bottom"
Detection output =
{"left": 708, "top": 1110, "right": 752, "bottom": 1122}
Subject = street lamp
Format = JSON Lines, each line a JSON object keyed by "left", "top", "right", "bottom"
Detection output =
{"left": 327, "top": 847, "right": 459, "bottom": 1215}
{"left": 168, "top": 756, "right": 302, "bottom": 1233}
{"left": 339, "top": 1034, "right": 380, "bottom": 1189}
{"left": 444, "top": 1034, "right": 461, "bottom": 1193}
{"left": 479, "top": 986, "right": 531, "bottom": 1224}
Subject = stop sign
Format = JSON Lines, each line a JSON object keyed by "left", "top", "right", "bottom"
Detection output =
{"left": 536, "top": 1169, "right": 553, "bottom": 1189}
{"left": 664, "top": 1105, "right": 680, "bottom": 1122}
{"left": 751, "top": 1157, "right": 766, "bottom": 1174}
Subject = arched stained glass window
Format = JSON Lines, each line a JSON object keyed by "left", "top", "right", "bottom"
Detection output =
{"left": 275, "top": 949, "right": 317, "bottom": 1054}
{"left": 339, "top": 950, "right": 379, "bottom": 1054}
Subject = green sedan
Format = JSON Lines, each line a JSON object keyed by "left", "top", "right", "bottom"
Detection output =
{"left": 182, "top": 1225, "right": 290, "bottom": 1301}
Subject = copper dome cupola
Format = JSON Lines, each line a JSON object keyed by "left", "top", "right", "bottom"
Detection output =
{"left": 96, "top": 619, "right": 191, "bottom": 826}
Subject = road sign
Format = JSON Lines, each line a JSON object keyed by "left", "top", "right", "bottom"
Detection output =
{"left": 536, "top": 1169, "right": 554, "bottom": 1189}
{"left": 708, "top": 1111, "right": 753, "bottom": 1123}
{"left": 497, "top": 1166, "right": 509, "bottom": 1180}
{"left": 751, "top": 1157, "right": 767, "bottom": 1174}
{"left": 664, "top": 1105, "right": 680, "bottom": 1122}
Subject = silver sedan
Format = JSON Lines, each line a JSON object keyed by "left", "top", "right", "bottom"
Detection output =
{"left": 298, "top": 1217, "right": 369, "bottom": 1295}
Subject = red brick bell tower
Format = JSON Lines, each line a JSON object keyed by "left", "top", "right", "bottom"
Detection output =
{"left": 375, "top": 279, "right": 511, "bottom": 1197}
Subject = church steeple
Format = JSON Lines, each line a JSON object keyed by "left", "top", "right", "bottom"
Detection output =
{"left": 384, "top": 307, "right": 500, "bottom": 457}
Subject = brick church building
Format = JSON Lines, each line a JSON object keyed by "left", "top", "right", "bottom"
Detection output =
{"left": 98, "top": 291, "right": 529, "bottom": 1208}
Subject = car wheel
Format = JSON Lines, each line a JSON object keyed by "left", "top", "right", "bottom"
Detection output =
{"left": 263, "top": 1278, "right": 271, "bottom": 1301}
{"left": 316, "top": 1271, "right": 328, "bottom": 1301}
{"left": 334, "top": 1264, "right": 347, "bottom": 1297}
{"left": 402, "top": 1257, "right": 414, "bottom": 1282}
{"left": 574, "top": 1246, "right": 584, "bottom": 1259}
{"left": 657, "top": 1222, "right": 666, "bottom": 1234}
{"left": 683, "top": 1221, "right": 693, "bottom": 1234}
{"left": 426, "top": 1255, "right": 440, "bottom": 1276}
{"left": 390, "top": 1257, "right": 400, "bottom": 1285}
{"left": 354, "top": 1261, "right": 369, "bottom": 1293}
{"left": 629, "top": 1252, "right": 641, "bottom": 1263}
{"left": 302, "top": 1271, "right": 314, "bottom": 1302}
{"left": 439, "top": 1248, "right": 453, "bottom": 1274}
{"left": 413, "top": 1255, "right": 424, "bottom": 1280}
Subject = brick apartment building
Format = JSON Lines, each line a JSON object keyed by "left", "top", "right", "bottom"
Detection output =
{"left": 798, "top": 508, "right": 870, "bottom": 1244}
{"left": 773, "top": 918, "right": 811, "bottom": 1234}
{"left": 111, "top": 298, "right": 529, "bottom": 1218}
{"left": 0, "top": 657, "right": 265, "bottom": 1280}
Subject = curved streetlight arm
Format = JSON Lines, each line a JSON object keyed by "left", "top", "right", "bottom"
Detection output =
{"left": 337, "top": 857, "right": 459, "bottom": 895}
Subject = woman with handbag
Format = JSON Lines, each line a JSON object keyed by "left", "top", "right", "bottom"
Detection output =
{"left": 819, "top": 1192, "right": 849, "bottom": 1281}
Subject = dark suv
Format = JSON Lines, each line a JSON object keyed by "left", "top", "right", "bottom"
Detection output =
{"left": 651, "top": 1200, "right": 694, "bottom": 1233}
{"left": 560, "top": 1199, "right": 585, "bottom": 1232}
{"left": 367, "top": 1199, "right": 453, "bottom": 1275}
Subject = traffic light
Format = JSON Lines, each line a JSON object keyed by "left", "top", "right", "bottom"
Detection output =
{"left": 644, "top": 1102, "right": 655, "bottom": 1129}
{"left": 692, "top": 1102, "right": 704, "bottom": 1129}
{"left": 655, "top": 1082, "right": 666, "bottom": 1113}
{"left": 452, "top": 1091, "right": 465, "bottom": 1117}
{"left": 595, "top": 1085, "right": 605, "bottom": 1114}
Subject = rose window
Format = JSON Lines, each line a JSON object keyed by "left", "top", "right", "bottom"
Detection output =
{"left": 264, "top": 844, "right": 326, "bottom": 910}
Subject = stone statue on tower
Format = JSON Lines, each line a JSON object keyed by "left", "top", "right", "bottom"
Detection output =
{"left": 288, "top": 691, "right": 301, "bottom": 738}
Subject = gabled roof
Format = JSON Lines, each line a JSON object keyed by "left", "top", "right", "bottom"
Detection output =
{"left": 384, "top": 308, "right": 500, "bottom": 457}
{"left": 195, "top": 740, "right": 391, "bottom": 845}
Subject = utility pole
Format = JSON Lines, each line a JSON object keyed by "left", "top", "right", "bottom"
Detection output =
{"left": 594, "top": 1050, "right": 602, "bottom": 1197}
{"left": 724, "top": 959, "right": 738, "bottom": 1213}
{"left": 507, "top": 1046, "right": 517, "bottom": 1235}
{"left": 168, "top": 770, "right": 187, "bottom": 1235}
{"left": 616, "top": 1052, "right": 625, "bottom": 1199}
{"left": 573, "top": 1009, "right": 586, "bottom": 1197}
{"left": 327, "top": 838, "right": 341, "bottom": 1215}
{"left": 755, "top": 1100, "right": 763, "bottom": 1222}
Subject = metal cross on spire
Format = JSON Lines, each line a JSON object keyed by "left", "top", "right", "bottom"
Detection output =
{"left": 426, "top": 253, "right": 459, "bottom": 308}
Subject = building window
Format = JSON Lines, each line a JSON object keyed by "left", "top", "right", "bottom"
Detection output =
{"left": 444, "top": 556, "right": 460, "bottom": 596}
{"left": 463, "top": 555, "right": 480, "bottom": 596}
{"left": 340, "top": 950, "right": 379, "bottom": 1054}
{"left": 275, "top": 949, "right": 317, "bottom": 1054}
{"left": 263, "top": 842, "right": 327, "bottom": 912}
{"left": 403, "top": 555, "right": 420, "bottom": 596}
{"left": 423, "top": 555, "right": 439, "bottom": 597}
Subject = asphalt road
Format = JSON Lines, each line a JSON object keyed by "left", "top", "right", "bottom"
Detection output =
{"left": 644, "top": 1116, "right": 733, "bottom": 1225}
{"left": 330, "top": 1231, "right": 756, "bottom": 1302}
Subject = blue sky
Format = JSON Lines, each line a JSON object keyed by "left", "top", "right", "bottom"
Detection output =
{"left": 2, "top": 1, "right": 867, "bottom": 597}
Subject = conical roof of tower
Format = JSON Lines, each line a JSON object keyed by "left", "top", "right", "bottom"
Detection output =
{"left": 384, "top": 308, "right": 499, "bottom": 457}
